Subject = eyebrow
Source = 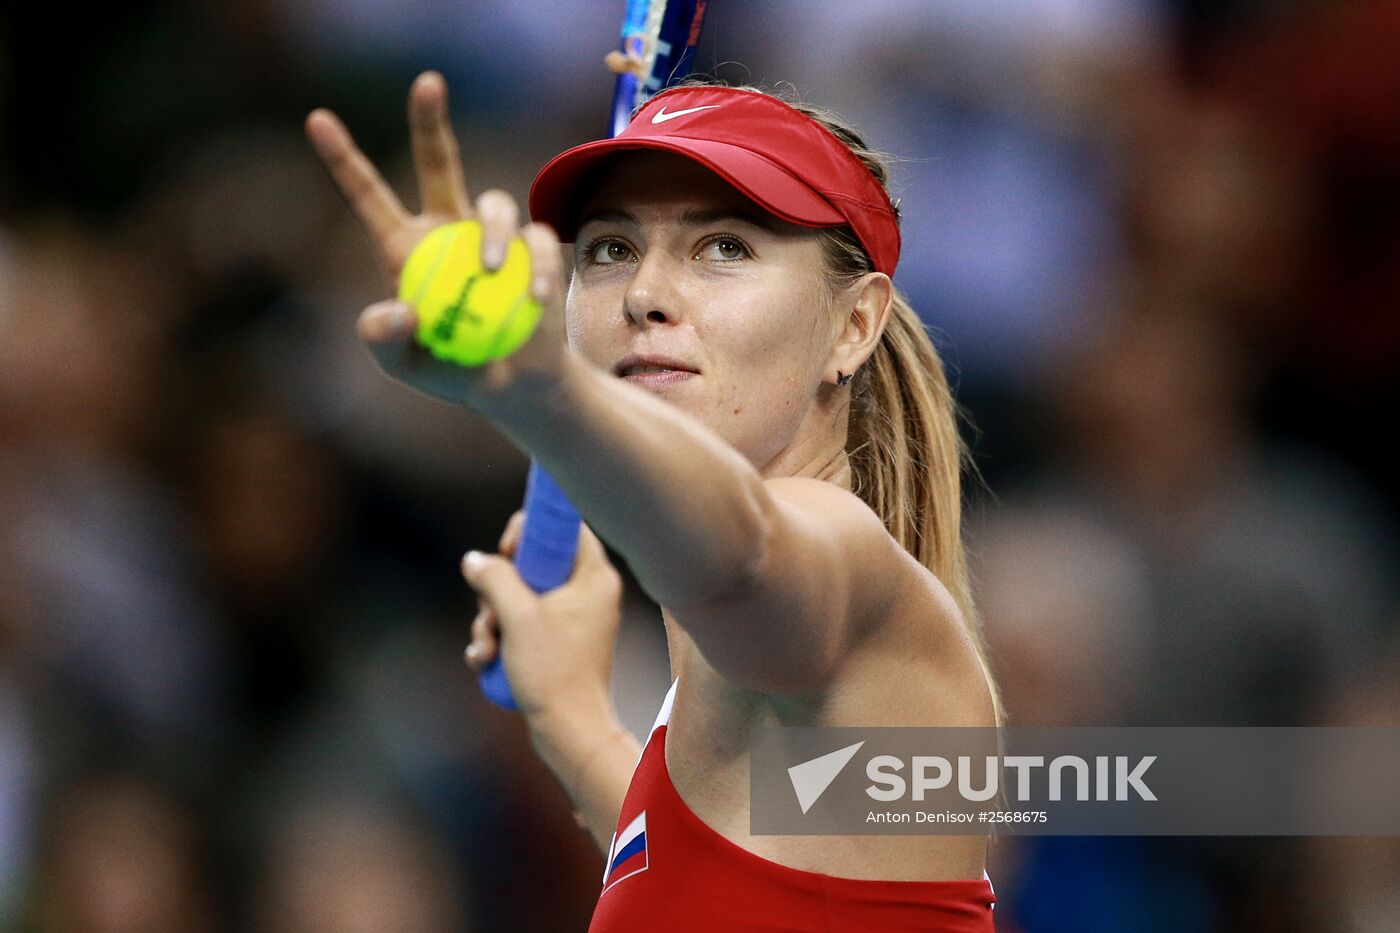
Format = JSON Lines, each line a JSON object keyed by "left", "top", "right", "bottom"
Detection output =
{"left": 575, "top": 206, "right": 780, "bottom": 234}
{"left": 575, "top": 208, "right": 633, "bottom": 231}
{"left": 682, "top": 208, "right": 780, "bottom": 232}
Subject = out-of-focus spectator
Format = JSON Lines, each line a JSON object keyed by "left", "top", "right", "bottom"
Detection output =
{"left": 1203, "top": 0, "right": 1400, "bottom": 509}
{"left": 187, "top": 386, "right": 351, "bottom": 731}
{"left": 30, "top": 773, "right": 214, "bottom": 933}
{"left": 0, "top": 223, "right": 234, "bottom": 768}
{"left": 252, "top": 795, "right": 469, "bottom": 933}
{"left": 983, "top": 290, "right": 1396, "bottom": 725}
{"left": 976, "top": 288, "right": 1398, "bottom": 931}
{"left": 0, "top": 663, "right": 37, "bottom": 928}
{"left": 972, "top": 503, "right": 1152, "bottom": 726}
{"left": 1297, "top": 632, "right": 1400, "bottom": 932}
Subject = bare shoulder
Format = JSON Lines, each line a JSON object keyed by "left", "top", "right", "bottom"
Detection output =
{"left": 764, "top": 477, "right": 977, "bottom": 656}
{"left": 761, "top": 476, "right": 896, "bottom": 549}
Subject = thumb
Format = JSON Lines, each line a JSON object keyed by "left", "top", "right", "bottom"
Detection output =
{"left": 576, "top": 521, "right": 612, "bottom": 573}
{"left": 357, "top": 299, "right": 417, "bottom": 345}
{"left": 461, "top": 550, "right": 538, "bottom": 621}
{"left": 357, "top": 299, "right": 426, "bottom": 375}
{"left": 574, "top": 522, "right": 624, "bottom": 596}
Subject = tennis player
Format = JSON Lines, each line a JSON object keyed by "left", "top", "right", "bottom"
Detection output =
{"left": 306, "top": 70, "right": 999, "bottom": 931}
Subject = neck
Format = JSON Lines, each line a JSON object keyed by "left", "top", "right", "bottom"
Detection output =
{"left": 758, "top": 387, "right": 853, "bottom": 491}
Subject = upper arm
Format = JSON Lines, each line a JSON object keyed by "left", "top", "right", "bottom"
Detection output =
{"left": 665, "top": 476, "right": 907, "bottom": 694}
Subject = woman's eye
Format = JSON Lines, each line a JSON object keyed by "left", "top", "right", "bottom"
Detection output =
{"left": 700, "top": 237, "right": 749, "bottom": 262}
{"left": 587, "top": 240, "right": 634, "bottom": 265}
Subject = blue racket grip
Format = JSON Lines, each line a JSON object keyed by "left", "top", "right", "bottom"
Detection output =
{"left": 478, "top": 460, "right": 582, "bottom": 710}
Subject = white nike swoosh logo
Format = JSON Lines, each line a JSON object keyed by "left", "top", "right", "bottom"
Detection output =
{"left": 651, "top": 104, "right": 721, "bottom": 124}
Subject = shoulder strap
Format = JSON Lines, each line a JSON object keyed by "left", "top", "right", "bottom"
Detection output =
{"left": 648, "top": 677, "right": 680, "bottom": 734}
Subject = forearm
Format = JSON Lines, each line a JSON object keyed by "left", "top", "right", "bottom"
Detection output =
{"left": 528, "top": 703, "right": 642, "bottom": 855}
{"left": 477, "top": 350, "right": 770, "bottom": 609}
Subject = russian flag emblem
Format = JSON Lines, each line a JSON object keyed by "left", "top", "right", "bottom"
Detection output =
{"left": 602, "top": 811, "right": 649, "bottom": 891}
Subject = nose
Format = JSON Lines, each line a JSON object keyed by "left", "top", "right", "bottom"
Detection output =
{"left": 622, "top": 248, "right": 682, "bottom": 328}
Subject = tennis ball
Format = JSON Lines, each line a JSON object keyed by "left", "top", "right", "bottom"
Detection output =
{"left": 397, "top": 220, "right": 543, "bottom": 367}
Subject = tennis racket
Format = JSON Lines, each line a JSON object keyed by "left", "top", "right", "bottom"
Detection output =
{"left": 478, "top": 0, "right": 709, "bottom": 710}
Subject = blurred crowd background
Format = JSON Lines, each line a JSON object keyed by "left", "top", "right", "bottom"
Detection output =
{"left": 1, "top": 0, "right": 1398, "bottom": 930}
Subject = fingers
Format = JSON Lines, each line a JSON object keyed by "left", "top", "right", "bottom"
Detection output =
{"left": 356, "top": 299, "right": 451, "bottom": 390}
{"left": 520, "top": 222, "right": 564, "bottom": 305}
{"left": 462, "top": 549, "right": 538, "bottom": 675}
{"left": 465, "top": 605, "right": 499, "bottom": 671}
{"left": 461, "top": 549, "right": 536, "bottom": 621}
{"left": 356, "top": 298, "right": 417, "bottom": 345}
{"left": 604, "top": 50, "right": 632, "bottom": 75}
{"left": 577, "top": 521, "right": 608, "bottom": 563}
{"left": 475, "top": 190, "right": 520, "bottom": 273}
{"left": 499, "top": 510, "right": 526, "bottom": 557}
{"left": 305, "top": 108, "right": 409, "bottom": 247}
{"left": 356, "top": 299, "right": 428, "bottom": 381}
{"left": 409, "top": 72, "right": 470, "bottom": 217}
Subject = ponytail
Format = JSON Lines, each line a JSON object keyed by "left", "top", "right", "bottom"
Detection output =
{"left": 798, "top": 102, "right": 1005, "bottom": 728}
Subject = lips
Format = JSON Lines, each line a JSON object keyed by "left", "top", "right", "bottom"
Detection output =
{"left": 613, "top": 353, "right": 700, "bottom": 377}
{"left": 621, "top": 369, "right": 697, "bottom": 389}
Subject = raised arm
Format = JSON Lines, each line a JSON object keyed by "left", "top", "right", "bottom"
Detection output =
{"left": 474, "top": 358, "right": 905, "bottom": 694}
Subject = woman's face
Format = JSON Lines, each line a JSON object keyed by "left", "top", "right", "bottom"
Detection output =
{"left": 565, "top": 151, "right": 839, "bottom": 470}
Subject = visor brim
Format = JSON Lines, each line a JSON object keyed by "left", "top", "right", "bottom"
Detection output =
{"left": 528, "top": 136, "right": 846, "bottom": 242}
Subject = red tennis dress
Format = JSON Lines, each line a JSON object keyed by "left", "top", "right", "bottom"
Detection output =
{"left": 587, "top": 680, "right": 997, "bottom": 932}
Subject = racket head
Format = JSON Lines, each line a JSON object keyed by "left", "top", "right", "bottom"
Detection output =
{"left": 609, "top": 0, "right": 708, "bottom": 137}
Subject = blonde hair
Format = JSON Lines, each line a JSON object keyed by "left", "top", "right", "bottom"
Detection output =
{"left": 654, "top": 80, "right": 1003, "bottom": 724}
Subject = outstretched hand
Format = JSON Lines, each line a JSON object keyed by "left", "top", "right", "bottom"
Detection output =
{"left": 305, "top": 71, "right": 568, "bottom": 407}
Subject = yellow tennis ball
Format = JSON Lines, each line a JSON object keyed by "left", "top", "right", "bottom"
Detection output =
{"left": 397, "top": 220, "right": 543, "bottom": 367}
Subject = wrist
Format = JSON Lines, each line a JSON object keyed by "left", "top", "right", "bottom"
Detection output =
{"left": 525, "top": 685, "right": 618, "bottom": 752}
{"left": 469, "top": 342, "right": 584, "bottom": 422}
{"left": 526, "top": 691, "right": 634, "bottom": 783}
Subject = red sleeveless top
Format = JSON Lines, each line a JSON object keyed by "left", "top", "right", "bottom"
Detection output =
{"left": 587, "top": 681, "right": 998, "bottom": 932}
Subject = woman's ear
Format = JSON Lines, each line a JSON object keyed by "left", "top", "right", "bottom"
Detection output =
{"left": 826, "top": 272, "right": 893, "bottom": 384}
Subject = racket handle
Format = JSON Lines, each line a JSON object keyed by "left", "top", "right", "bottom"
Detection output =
{"left": 478, "top": 460, "right": 582, "bottom": 710}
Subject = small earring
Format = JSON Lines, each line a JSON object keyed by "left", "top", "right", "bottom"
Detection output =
{"left": 836, "top": 370, "right": 853, "bottom": 387}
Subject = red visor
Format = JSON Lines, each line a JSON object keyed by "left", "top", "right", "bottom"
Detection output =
{"left": 528, "top": 86, "right": 901, "bottom": 276}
